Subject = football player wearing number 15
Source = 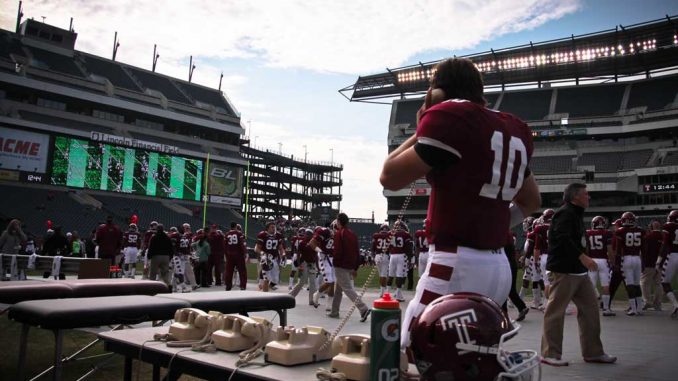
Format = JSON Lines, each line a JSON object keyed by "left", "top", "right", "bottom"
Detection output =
{"left": 380, "top": 58, "right": 541, "bottom": 351}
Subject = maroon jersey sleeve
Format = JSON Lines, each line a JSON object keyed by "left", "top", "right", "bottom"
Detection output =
{"left": 534, "top": 225, "right": 550, "bottom": 253}
{"left": 524, "top": 231, "right": 535, "bottom": 257}
{"left": 256, "top": 231, "right": 267, "bottom": 247}
{"left": 663, "top": 222, "right": 678, "bottom": 254}
{"left": 416, "top": 100, "right": 533, "bottom": 250}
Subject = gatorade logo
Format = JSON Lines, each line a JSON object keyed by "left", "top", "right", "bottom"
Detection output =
{"left": 381, "top": 318, "right": 400, "bottom": 342}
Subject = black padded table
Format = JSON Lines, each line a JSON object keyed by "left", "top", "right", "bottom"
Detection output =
{"left": 0, "top": 280, "right": 72, "bottom": 305}
{"left": 156, "top": 290, "right": 296, "bottom": 326}
{"left": 8, "top": 295, "right": 190, "bottom": 381}
{"left": 0, "top": 278, "right": 170, "bottom": 305}
{"left": 100, "top": 326, "right": 324, "bottom": 381}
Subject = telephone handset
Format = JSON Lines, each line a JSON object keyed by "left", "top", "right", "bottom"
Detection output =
{"left": 264, "top": 326, "right": 333, "bottom": 366}
{"left": 329, "top": 334, "right": 371, "bottom": 381}
{"left": 168, "top": 308, "right": 211, "bottom": 341}
{"left": 211, "top": 314, "right": 275, "bottom": 352}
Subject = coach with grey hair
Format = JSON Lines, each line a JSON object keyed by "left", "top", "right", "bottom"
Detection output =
{"left": 541, "top": 183, "right": 616, "bottom": 366}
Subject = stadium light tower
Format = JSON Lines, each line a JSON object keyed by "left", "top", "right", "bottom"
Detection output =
{"left": 303, "top": 145, "right": 308, "bottom": 161}
{"left": 152, "top": 44, "right": 159, "bottom": 72}
{"left": 330, "top": 148, "right": 334, "bottom": 163}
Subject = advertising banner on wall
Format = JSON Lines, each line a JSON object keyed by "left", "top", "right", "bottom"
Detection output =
{"left": 207, "top": 162, "right": 243, "bottom": 206}
{"left": 0, "top": 126, "right": 50, "bottom": 174}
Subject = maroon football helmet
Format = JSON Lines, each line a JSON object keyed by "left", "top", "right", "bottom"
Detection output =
{"left": 410, "top": 292, "right": 540, "bottom": 381}
{"left": 591, "top": 216, "right": 607, "bottom": 230}
{"left": 541, "top": 209, "right": 555, "bottom": 224}
{"left": 668, "top": 210, "right": 678, "bottom": 223}
{"left": 621, "top": 212, "right": 637, "bottom": 227}
{"left": 379, "top": 223, "right": 390, "bottom": 232}
{"left": 522, "top": 217, "right": 535, "bottom": 233}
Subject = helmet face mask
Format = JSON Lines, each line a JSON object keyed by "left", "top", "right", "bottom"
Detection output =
{"left": 522, "top": 217, "right": 535, "bottom": 233}
{"left": 591, "top": 216, "right": 606, "bottom": 230}
{"left": 541, "top": 209, "right": 554, "bottom": 224}
{"left": 621, "top": 212, "right": 637, "bottom": 227}
{"left": 410, "top": 292, "right": 540, "bottom": 381}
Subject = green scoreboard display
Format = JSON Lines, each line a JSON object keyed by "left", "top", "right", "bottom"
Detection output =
{"left": 50, "top": 135, "right": 203, "bottom": 201}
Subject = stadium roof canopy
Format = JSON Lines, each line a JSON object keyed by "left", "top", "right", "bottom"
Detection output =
{"left": 340, "top": 16, "right": 678, "bottom": 103}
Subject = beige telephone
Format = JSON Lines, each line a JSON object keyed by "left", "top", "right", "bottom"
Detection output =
{"left": 211, "top": 314, "right": 275, "bottom": 352}
{"left": 168, "top": 308, "right": 211, "bottom": 341}
{"left": 329, "top": 334, "right": 371, "bottom": 381}
{"left": 264, "top": 326, "right": 333, "bottom": 366}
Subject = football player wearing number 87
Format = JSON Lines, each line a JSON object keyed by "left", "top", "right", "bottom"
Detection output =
{"left": 379, "top": 57, "right": 541, "bottom": 353}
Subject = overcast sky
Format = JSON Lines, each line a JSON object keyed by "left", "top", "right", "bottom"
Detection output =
{"left": 1, "top": 0, "right": 676, "bottom": 221}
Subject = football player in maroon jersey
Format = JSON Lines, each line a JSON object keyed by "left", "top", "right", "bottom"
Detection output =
{"left": 224, "top": 222, "right": 248, "bottom": 290}
{"left": 178, "top": 223, "right": 197, "bottom": 290}
{"left": 255, "top": 221, "right": 285, "bottom": 292}
{"left": 534, "top": 209, "right": 554, "bottom": 306}
{"left": 586, "top": 216, "right": 615, "bottom": 315}
{"left": 519, "top": 217, "right": 545, "bottom": 309}
{"left": 122, "top": 223, "right": 141, "bottom": 278}
{"left": 372, "top": 223, "right": 391, "bottom": 297}
{"left": 140, "top": 221, "right": 158, "bottom": 279}
{"left": 659, "top": 210, "right": 678, "bottom": 318}
{"left": 608, "top": 219, "right": 625, "bottom": 303}
{"left": 309, "top": 223, "right": 337, "bottom": 314}
{"left": 388, "top": 220, "right": 414, "bottom": 302}
{"left": 289, "top": 228, "right": 319, "bottom": 306}
{"left": 379, "top": 58, "right": 541, "bottom": 349}
{"left": 288, "top": 228, "right": 305, "bottom": 290}
{"left": 414, "top": 220, "right": 429, "bottom": 279}
{"left": 614, "top": 212, "right": 645, "bottom": 315}
{"left": 641, "top": 220, "right": 664, "bottom": 311}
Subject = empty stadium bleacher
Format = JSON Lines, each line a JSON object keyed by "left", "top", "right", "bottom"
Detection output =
{"left": 28, "top": 48, "right": 84, "bottom": 78}
{"left": 555, "top": 84, "right": 626, "bottom": 118}
{"left": 126, "top": 67, "right": 191, "bottom": 103}
{"left": 662, "top": 151, "right": 678, "bottom": 166}
{"left": 177, "top": 82, "right": 235, "bottom": 116}
{"left": 79, "top": 53, "right": 141, "bottom": 91}
{"left": 627, "top": 75, "right": 678, "bottom": 112}
{"left": 530, "top": 155, "right": 575, "bottom": 174}
{"left": 499, "top": 89, "right": 551, "bottom": 121}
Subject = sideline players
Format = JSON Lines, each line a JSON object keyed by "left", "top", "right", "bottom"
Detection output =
{"left": 414, "top": 220, "right": 429, "bottom": 278}
{"left": 289, "top": 228, "right": 319, "bottom": 306}
{"left": 372, "top": 223, "right": 391, "bottom": 297}
{"left": 388, "top": 220, "right": 413, "bottom": 302}
{"left": 122, "top": 223, "right": 141, "bottom": 278}
{"left": 310, "top": 223, "right": 336, "bottom": 314}
{"left": 534, "top": 209, "right": 554, "bottom": 303}
{"left": 224, "top": 222, "right": 248, "bottom": 290}
{"left": 659, "top": 210, "right": 678, "bottom": 318}
{"left": 255, "top": 221, "right": 285, "bottom": 292}
{"left": 379, "top": 57, "right": 541, "bottom": 349}
{"left": 642, "top": 220, "right": 664, "bottom": 311}
{"left": 614, "top": 212, "right": 645, "bottom": 315}
{"left": 519, "top": 217, "right": 545, "bottom": 309}
{"left": 586, "top": 216, "right": 615, "bottom": 316}
{"left": 288, "top": 228, "right": 305, "bottom": 290}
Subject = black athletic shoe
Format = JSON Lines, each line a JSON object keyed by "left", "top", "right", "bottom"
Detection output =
{"left": 360, "top": 309, "right": 372, "bottom": 322}
{"left": 517, "top": 308, "right": 529, "bottom": 322}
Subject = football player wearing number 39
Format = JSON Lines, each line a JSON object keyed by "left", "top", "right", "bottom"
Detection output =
{"left": 380, "top": 58, "right": 541, "bottom": 351}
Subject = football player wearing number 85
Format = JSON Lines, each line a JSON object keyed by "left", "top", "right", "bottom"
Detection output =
{"left": 379, "top": 57, "right": 541, "bottom": 353}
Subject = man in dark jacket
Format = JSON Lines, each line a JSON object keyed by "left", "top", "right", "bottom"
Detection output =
{"left": 541, "top": 183, "right": 616, "bottom": 367}
{"left": 147, "top": 224, "right": 173, "bottom": 286}
{"left": 329, "top": 213, "right": 371, "bottom": 322}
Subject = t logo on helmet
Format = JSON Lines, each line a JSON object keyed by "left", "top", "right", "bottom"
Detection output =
{"left": 440, "top": 308, "right": 477, "bottom": 353}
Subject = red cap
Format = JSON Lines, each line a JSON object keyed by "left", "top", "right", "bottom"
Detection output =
{"left": 373, "top": 292, "right": 400, "bottom": 309}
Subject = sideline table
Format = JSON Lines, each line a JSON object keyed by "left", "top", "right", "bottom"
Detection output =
{"left": 99, "top": 326, "right": 328, "bottom": 381}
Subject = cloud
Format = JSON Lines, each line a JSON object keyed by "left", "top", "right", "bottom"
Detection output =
{"left": 4, "top": 0, "right": 581, "bottom": 75}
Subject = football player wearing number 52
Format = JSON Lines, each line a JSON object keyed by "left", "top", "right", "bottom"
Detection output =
{"left": 379, "top": 57, "right": 541, "bottom": 350}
